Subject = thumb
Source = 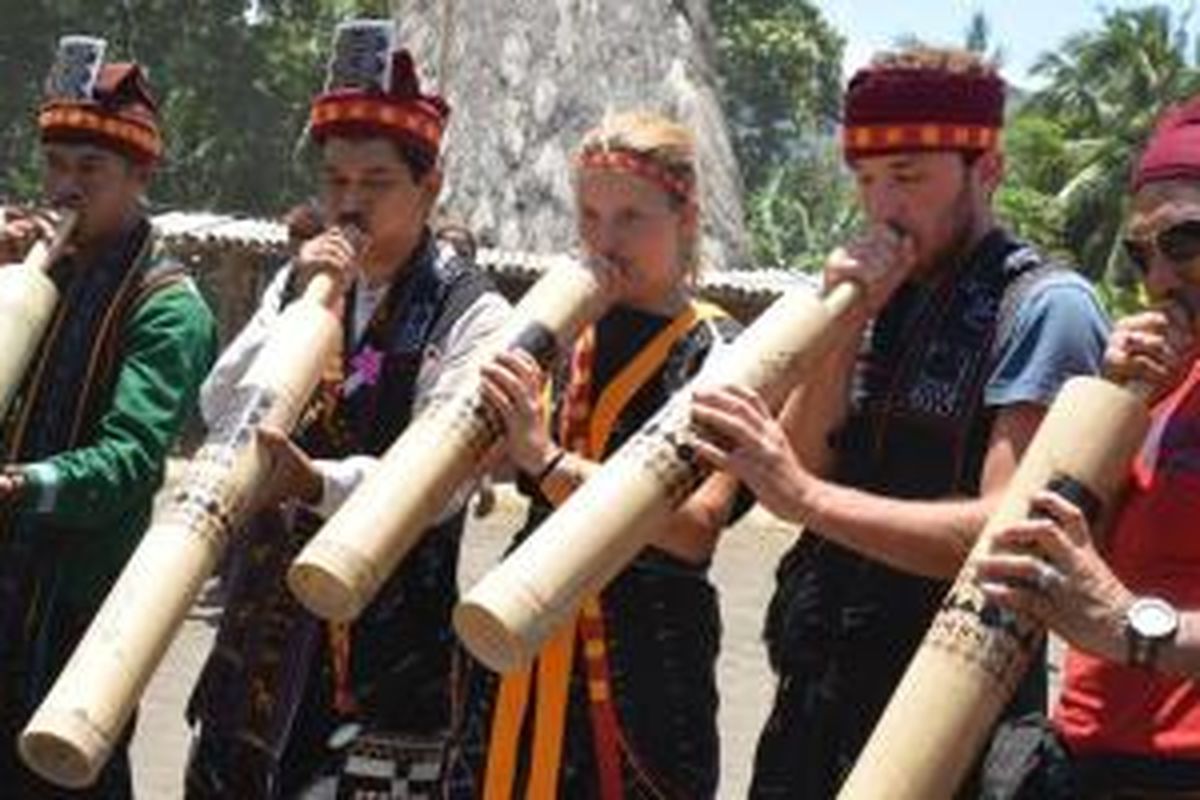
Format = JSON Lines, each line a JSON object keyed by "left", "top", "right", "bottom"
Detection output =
{"left": 256, "top": 426, "right": 294, "bottom": 463}
{"left": 257, "top": 426, "right": 289, "bottom": 447}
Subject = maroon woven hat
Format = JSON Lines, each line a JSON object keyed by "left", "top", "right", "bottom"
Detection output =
{"left": 310, "top": 20, "right": 450, "bottom": 160}
{"left": 38, "top": 37, "right": 162, "bottom": 164}
{"left": 842, "top": 65, "right": 1005, "bottom": 162}
{"left": 1132, "top": 96, "right": 1200, "bottom": 191}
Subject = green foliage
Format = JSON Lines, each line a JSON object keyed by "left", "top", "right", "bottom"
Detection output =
{"left": 711, "top": 0, "right": 844, "bottom": 189}
{"left": 711, "top": 0, "right": 847, "bottom": 270}
{"left": 1096, "top": 275, "right": 1149, "bottom": 318}
{"left": 964, "top": 10, "right": 1005, "bottom": 64}
{"left": 1003, "top": 114, "right": 1072, "bottom": 194}
{"left": 995, "top": 184, "right": 1069, "bottom": 260}
{"left": 0, "top": 0, "right": 390, "bottom": 214}
{"left": 1021, "top": 5, "right": 1200, "bottom": 282}
{"left": 745, "top": 140, "right": 859, "bottom": 270}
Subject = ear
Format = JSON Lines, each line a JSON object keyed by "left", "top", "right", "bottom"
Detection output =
{"left": 130, "top": 160, "right": 154, "bottom": 187}
{"left": 678, "top": 198, "right": 699, "bottom": 236}
{"left": 419, "top": 166, "right": 443, "bottom": 214}
{"left": 975, "top": 148, "right": 1005, "bottom": 195}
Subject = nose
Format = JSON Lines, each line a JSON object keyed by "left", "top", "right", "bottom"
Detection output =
{"left": 44, "top": 173, "right": 82, "bottom": 209}
{"left": 336, "top": 192, "right": 361, "bottom": 218}
{"left": 861, "top": 181, "right": 903, "bottom": 227}
{"left": 1145, "top": 253, "right": 1185, "bottom": 299}
{"left": 585, "top": 216, "right": 624, "bottom": 259}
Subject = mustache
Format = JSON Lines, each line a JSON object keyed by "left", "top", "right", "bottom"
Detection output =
{"left": 335, "top": 212, "right": 367, "bottom": 235}
{"left": 49, "top": 192, "right": 84, "bottom": 210}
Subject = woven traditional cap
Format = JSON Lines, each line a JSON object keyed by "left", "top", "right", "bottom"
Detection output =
{"left": 38, "top": 35, "right": 162, "bottom": 164}
{"left": 842, "top": 64, "right": 1005, "bottom": 162}
{"left": 310, "top": 19, "right": 450, "bottom": 161}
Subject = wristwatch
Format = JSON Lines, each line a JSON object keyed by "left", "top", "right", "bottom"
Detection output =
{"left": 1125, "top": 596, "right": 1179, "bottom": 669}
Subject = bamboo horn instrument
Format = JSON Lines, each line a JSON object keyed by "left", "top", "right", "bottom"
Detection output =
{"left": 0, "top": 209, "right": 78, "bottom": 419}
{"left": 287, "top": 255, "right": 615, "bottom": 623}
{"left": 837, "top": 374, "right": 1155, "bottom": 799}
{"left": 19, "top": 261, "right": 345, "bottom": 789}
{"left": 455, "top": 280, "right": 864, "bottom": 673}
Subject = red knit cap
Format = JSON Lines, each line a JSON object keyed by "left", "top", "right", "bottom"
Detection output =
{"left": 310, "top": 20, "right": 449, "bottom": 162}
{"left": 1132, "top": 96, "right": 1200, "bottom": 191}
{"left": 842, "top": 64, "right": 1005, "bottom": 162}
{"left": 38, "top": 37, "right": 162, "bottom": 164}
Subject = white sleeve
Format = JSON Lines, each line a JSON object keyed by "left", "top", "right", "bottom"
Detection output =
{"left": 198, "top": 265, "right": 293, "bottom": 427}
{"left": 413, "top": 291, "right": 512, "bottom": 418}
{"left": 417, "top": 290, "right": 513, "bottom": 521}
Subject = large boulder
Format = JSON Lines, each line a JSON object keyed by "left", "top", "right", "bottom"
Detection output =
{"left": 394, "top": 0, "right": 748, "bottom": 271}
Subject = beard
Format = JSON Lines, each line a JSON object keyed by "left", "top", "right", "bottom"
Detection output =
{"left": 922, "top": 177, "right": 985, "bottom": 278}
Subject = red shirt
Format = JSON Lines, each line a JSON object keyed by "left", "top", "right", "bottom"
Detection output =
{"left": 1056, "top": 360, "right": 1200, "bottom": 757}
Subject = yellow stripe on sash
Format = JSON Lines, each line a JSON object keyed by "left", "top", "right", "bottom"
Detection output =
{"left": 483, "top": 298, "right": 729, "bottom": 799}
{"left": 587, "top": 301, "right": 726, "bottom": 458}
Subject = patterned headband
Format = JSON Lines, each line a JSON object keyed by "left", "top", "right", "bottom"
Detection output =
{"left": 577, "top": 148, "right": 695, "bottom": 205}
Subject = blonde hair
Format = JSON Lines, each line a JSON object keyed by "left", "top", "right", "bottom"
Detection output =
{"left": 577, "top": 111, "right": 697, "bottom": 206}
{"left": 575, "top": 110, "right": 700, "bottom": 276}
{"left": 871, "top": 45, "right": 998, "bottom": 77}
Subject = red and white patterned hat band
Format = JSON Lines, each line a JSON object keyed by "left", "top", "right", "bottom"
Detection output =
{"left": 577, "top": 149, "right": 696, "bottom": 206}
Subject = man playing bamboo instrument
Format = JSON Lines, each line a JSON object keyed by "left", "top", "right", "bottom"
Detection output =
{"left": 183, "top": 20, "right": 509, "bottom": 799}
{"left": 975, "top": 95, "right": 1200, "bottom": 799}
{"left": 0, "top": 36, "right": 217, "bottom": 798}
{"left": 690, "top": 46, "right": 1111, "bottom": 798}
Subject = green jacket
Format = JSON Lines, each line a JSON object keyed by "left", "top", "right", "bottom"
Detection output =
{"left": 15, "top": 273, "right": 217, "bottom": 612}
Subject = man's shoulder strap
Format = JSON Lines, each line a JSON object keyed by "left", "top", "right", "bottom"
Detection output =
{"left": 130, "top": 232, "right": 199, "bottom": 311}
{"left": 423, "top": 243, "right": 499, "bottom": 340}
{"left": 994, "top": 243, "right": 1068, "bottom": 356}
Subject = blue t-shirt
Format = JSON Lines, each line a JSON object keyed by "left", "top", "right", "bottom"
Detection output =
{"left": 985, "top": 271, "right": 1111, "bottom": 407}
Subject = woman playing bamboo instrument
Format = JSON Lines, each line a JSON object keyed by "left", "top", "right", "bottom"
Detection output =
{"left": 446, "top": 110, "right": 745, "bottom": 799}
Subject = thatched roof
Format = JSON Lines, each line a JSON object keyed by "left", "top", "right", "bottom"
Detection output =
{"left": 153, "top": 211, "right": 814, "bottom": 318}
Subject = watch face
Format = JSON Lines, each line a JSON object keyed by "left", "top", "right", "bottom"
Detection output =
{"left": 1131, "top": 597, "right": 1179, "bottom": 639}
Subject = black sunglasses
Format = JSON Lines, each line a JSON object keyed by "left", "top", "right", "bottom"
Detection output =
{"left": 1122, "top": 219, "right": 1200, "bottom": 277}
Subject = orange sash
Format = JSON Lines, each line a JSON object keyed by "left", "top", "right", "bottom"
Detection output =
{"left": 483, "top": 300, "right": 726, "bottom": 800}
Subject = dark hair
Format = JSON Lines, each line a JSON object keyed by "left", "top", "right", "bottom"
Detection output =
{"left": 316, "top": 129, "right": 437, "bottom": 182}
{"left": 392, "top": 137, "right": 436, "bottom": 182}
{"left": 434, "top": 218, "right": 477, "bottom": 259}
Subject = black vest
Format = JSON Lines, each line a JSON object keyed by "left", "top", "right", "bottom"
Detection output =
{"left": 766, "top": 230, "right": 1056, "bottom": 684}
{"left": 187, "top": 236, "right": 498, "bottom": 795}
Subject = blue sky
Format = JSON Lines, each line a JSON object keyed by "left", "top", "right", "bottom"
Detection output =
{"left": 811, "top": 1, "right": 1198, "bottom": 87}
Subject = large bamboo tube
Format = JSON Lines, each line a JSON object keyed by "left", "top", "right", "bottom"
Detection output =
{"left": 455, "top": 281, "right": 863, "bottom": 673}
{"left": 0, "top": 210, "right": 77, "bottom": 419}
{"left": 19, "top": 270, "right": 342, "bottom": 789}
{"left": 287, "top": 256, "right": 614, "bottom": 622}
{"left": 837, "top": 376, "right": 1152, "bottom": 800}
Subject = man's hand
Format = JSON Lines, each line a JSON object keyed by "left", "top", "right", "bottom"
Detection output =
{"left": 690, "top": 385, "right": 812, "bottom": 524}
{"left": 478, "top": 350, "right": 556, "bottom": 476}
{"left": 0, "top": 467, "right": 27, "bottom": 506}
{"left": 976, "top": 491, "right": 1133, "bottom": 663}
{"left": 0, "top": 208, "right": 58, "bottom": 265}
{"left": 293, "top": 227, "right": 363, "bottom": 294}
{"left": 1103, "top": 306, "right": 1198, "bottom": 403}
{"left": 253, "top": 426, "right": 323, "bottom": 511}
{"left": 824, "top": 224, "right": 917, "bottom": 319}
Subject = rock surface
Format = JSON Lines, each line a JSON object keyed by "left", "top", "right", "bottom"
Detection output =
{"left": 394, "top": 0, "right": 749, "bottom": 270}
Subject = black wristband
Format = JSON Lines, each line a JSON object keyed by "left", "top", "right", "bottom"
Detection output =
{"left": 534, "top": 449, "right": 567, "bottom": 484}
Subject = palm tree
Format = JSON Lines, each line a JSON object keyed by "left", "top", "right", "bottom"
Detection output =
{"left": 1025, "top": 5, "right": 1200, "bottom": 282}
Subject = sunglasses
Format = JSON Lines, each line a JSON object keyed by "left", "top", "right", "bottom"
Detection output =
{"left": 1122, "top": 219, "right": 1200, "bottom": 278}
